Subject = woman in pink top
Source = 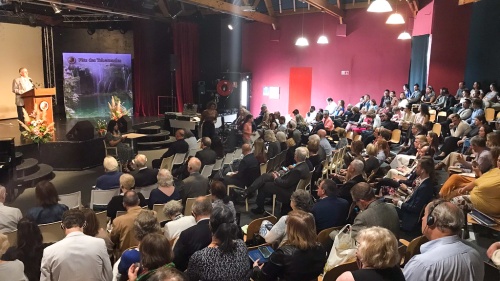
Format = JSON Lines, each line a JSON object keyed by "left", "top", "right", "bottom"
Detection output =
{"left": 242, "top": 114, "right": 254, "bottom": 144}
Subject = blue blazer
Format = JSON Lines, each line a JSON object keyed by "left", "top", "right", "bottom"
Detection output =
{"left": 399, "top": 178, "right": 435, "bottom": 232}
{"left": 312, "top": 196, "right": 349, "bottom": 233}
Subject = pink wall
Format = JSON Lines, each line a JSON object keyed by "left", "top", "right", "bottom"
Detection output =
{"left": 412, "top": 0, "right": 434, "bottom": 36}
{"left": 242, "top": 9, "right": 412, "bottom": 116}
{"left": 427, "top": 0, "right": 472, "bottom": 91}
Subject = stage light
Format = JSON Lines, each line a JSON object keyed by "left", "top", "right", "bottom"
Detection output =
{"left": 398, "top": 31, "right": 411, "bottom": 40}
{"left": 51, "top": 3, "right": 62, "bottom": 14}
{"left": 228, "top": 24, "right": 233, "bottom": 30}
{"left": 295, "top": 37, "right": 309, "bottom": 46}
{"left": 367, "top": 0, "right": 392, "bottom": 13}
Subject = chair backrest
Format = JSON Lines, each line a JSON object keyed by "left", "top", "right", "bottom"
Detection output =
{"left": 95, "top": 211, "right": 108, "bottom": 230}
{"left": 160, "top": 155, "right": 174, "bottom": 170}
{"left": 316, "top": 226, "right": 343, "bottom": 249}
{"left": 278, "top": 150, "right": 287, "bottom": 167}
{"left": 485, "top": 108, "right": 495, "bottom": 122}
{"left": 59, "top": 191, "right": 82, "bottom": 209}
{"left": 90, "top": 188, "right": 120, "bottom": 210}
{"left": 260, "top": 161, "right": 268, "bottom": 175}
{"left": 400, "top": 235, "right": 429, "bottom": 267}
{"left": 4, "top": 230, "right": 17, "bottom": 246}
{"left": 201, "top": 164, "right": 215, "bottom": 178}
{"left": 188, "top": 148, "right": 200, "bottom": 157}
{"left": 398, "top": 244, "right": 407, "bottom": 265}
{"left": 136, "top": 184, "right": 157, "bottom": 200}
{"left": 267, "top": 157, "right": 276, "bottom": 173}
{"left": 246, "top": 215, "right": 278, "bottom": 242}
{"left": 172, "top": 153, "right": 187, "bottom": 166}
{"left": 432, "top": 123, "right": 441, "bottom": 137}
{"left": 184, "top": 194, "right": 210, "bottom": 216}
{"left": 346, "top": 131, "right": 354, "bottom": 140}
{"left": 390, "top": 129, "right": 401, "bottom": 144}
{"left": 103, "top": 140, "right": 118, "bottom": 157}
{"left": 39, "top": 221, "right": 65, "bottom": 243}
{"left": 223, "top": 153, "right": 234, "bottom": 166}
{"left": 212, "top": 157, "right": 224, "bottom": 172}
{"left": 322, "top": 261, "right": 358, "bottom": 281}
{"left": 233, "top": 148, "right": 243, "bottom": 159}
{"left": 116, "top": 211, "right": 126, "bottom": 217}
{"left": 153, "top": 204, "right": 168, "bottom": 222}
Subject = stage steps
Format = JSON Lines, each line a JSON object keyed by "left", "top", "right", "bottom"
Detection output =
{"left": 16, "top": 158, "right": 39, "bottom": 178}
{"left": 18, "top": 164, "right": 54, "bottom": 185}
{"left": 135, "top": 126, "right": 172, "bottom": 150}
{"left": 14, "top": 153, "right": 54, "bottom": 188}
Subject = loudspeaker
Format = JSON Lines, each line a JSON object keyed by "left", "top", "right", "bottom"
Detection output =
{"left": 118, "top": 116, "right": 133, "bottom": 133}
{"left": 0, "top": 138, "right": 15, "bottom": 197}
{"left": 66, "top": 121, "right": 94, "bottom": 141}
{"left": 336, "top": 24, "right": 347, "bottom": 37}
{"left": 169, "top": 54, "right": 177, "bottom": 71}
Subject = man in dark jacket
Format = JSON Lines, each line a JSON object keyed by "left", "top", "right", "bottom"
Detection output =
{"left": 152, "top": 129, "right": 189, "bottom": 169}
{"left": 337, "top": 159, "right": 366, "bottom": 205}
{"left": 312, "top": 179, "right": 349, "bottom": 233}
{"left": 131, "top": 154, "right": 157, "bottom": 187}
{"left": 194, "top": 137, "right": 217, "bottom": 171}
{"left": 179, "top": 157, "right": 209, "bottom": 204}
{"left": 224, "top": 143, "right": 260, "bottom": 188}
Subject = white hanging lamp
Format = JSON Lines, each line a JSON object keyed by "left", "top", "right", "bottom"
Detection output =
{"left": 367, "top": 0, "right": 393, "bottom": 13}
{"left": 398, "top": 31, "right": 411, "bottom": 40}
{"left": 317, "top": 13, "right": 329, "bottom": 44}
{"left": 295, "top": 7, "right": 309, "bottom": 46}
{"left": 386, "top": 13, "right": 405, "bottom": 24}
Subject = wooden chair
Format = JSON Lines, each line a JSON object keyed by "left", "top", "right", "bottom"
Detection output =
{"left": 59, "top": 191, "right": 82, "bottom": 209}
{"left": 90, "top": 188, "right": 120, "bottom": 210}
{"left": 437, "top": 111, "right": 448, "bottom": 123}
{"left": 398, "top": 243, "right": 407, "bottom": 265}
{"left": 260, "top": 161, "right": 268, "bottom": 175}
{"left": 485, "top": 108, "right": 495, "bottom": 122}
{"left": 389, "top": 129, "right": 401, "bottom": 145}
{"left": 159, "top": 155, "right": 174, "bottom": 170}
{"left": 432, "top": 123, "right": 441, "bottom": 137}
{"left": 322, "top": 261, "right": 358, "bottom": 281}
{"left": 317, "top": 226, "right": 343, "bottom": 250}
{"left": 153, "top": 204, "right": 168, "bottom": 222}
{"left": 4, "top": 230, "right": 17, "bottom": 246}
{"left": 245, "top": 215, "right": 278, "bottom": 243}
{"left": 399, "top": 235, "right": 429, "bottom": 267}
{"left": 39, "top": 221, "right": 65, "bottom": 243}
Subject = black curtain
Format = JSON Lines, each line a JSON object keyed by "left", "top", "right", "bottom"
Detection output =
{"left": 409, "top": 35, "right": 430, "bottom": 88}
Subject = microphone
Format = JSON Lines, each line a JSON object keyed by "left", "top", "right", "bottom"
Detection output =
{"left": 29, "top": 78, "right": 37, "bottom": 89}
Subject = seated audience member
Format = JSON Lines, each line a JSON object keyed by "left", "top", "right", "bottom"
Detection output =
{"left": 385, "top": 145, "right": 430, "bottom": 180}
{"left": 376, "top": 139, "right": 390, "bottom": 164}
{"left": 179, "top": 157, "right": 209, "bottom": 204}
{"left": 295, "top": 114, "right": 310, "bottom": 136}
{"left": 435, "top": 114, "right": 471, "bottom": 159}
{"left": 399, "top": 124, "right": 424, "bottom": 155}
{"left": 110, "top": 190, "right": 143, "bottom": 256}
{"left": 186, "top": 205, "right": 249, "bottom": 281}
{"left": 309, "top": 134, "right": 326, "bottom": 161}
{"left": 210, "top": 181, "right": 237, "bottom": 223}
{"left": 335, "top": 128, "right": 348, "bottom": 150}
{"left": 149, "top": 169, "right": 181, "bottom": 209}
{"left": 312, "top": 179, "right": 349, "bottom": 232}
{"left": 96, "top": 156, "right": 122, "bottom": 190}
{"left": 163, "top": 201, "right": 196, "bottom": 245}
{"left": 2, "top": 218, "right": 48, "bottom": 281}
{"left": 107, "top": 174, "right": 147, "bottom": 221}
{"left": 127, "top": 234, "right": 174, "bottom": 281}
{"left": 194, "top": 137, "right": 217, "bottom": 171}
{"left": 350, "top": 183, "right": 399, "bottom": 238}
{"left": 449, "top": 147, "right": 500, "bottom": 216}
{"left": 403, "top": 200, "right": 484, "bottom": 281}
{"left": 276, "top": 131, "right": 288, "bottom": 151}
{"left": 148, "top": 264, "right": 187, "bottom": 281}
{"left": 41, "top": 209, "right": 112, "bottom": 281}
{"left": 344, "top": 140, "right": 365, "bottom": 168}
{"left": 131, "top": 154, "right": 158, "bottom": 188}
{"left": 81, "top": 208, "right": 114, "bottom": 257}
{"left": 26, "top": 181, "right": 69, "bottom": 224}
{"left": 307, "top": 140, "right": 322, "bottom": 170}
{"left": 118, "top": 210, "right": 162, "bottom": 280}
{"left": 265, "top": 190, "right": 313, "bottom": 245}
{"left": 0, "top": 233, "right": 28, "bottom": 281}
{"left": 306, "top": 106, "right": 318, "bottom": 124}
{"left": 276, "top": 116, "right": 287, "bottom": 132}
{"left": 252, "top": 210, "right": 326, "bottom": 281}
{"left": 456, "top": 117, "right": 491, "bottom": 152}
{"left": 323, "top": 110, "right": 334, "bottom": 132}
{"left": 253, "top": 138, "right": 268, "bottom": 164}
{"left": 317, "top": 129, "right": 333, "bottom": 158}
{"left": 332, "top": 159, "right": 366, "bottom": 205}
{"left": 466, "top": 98, "right": 484, "bottom": 125}
{"left": 242, "top": 114, "right": 254, "bottom": 144}
{"left": 391, "top": 157, "right": 436, "bottom": 232}
{"left": 265, "top": 130, "right": 281, "bottom": 159}
{"left": 173, "top": 197, "right": 212, "bottom": 271}
{"left": 287, "top": 120, "right": 302, "bottom": 146}
{"left": 284, "top": 137, "right": 298, "bottom": 167}
{"left": 483, "top": 82, "right": 499, "bottom": 108}
{"left": 152, "top": 129, "right": 189, "bottom": 169}
{"left": 248, "top": 147, "right": 310, "bottom": 215}
{"left": 311, "top": 112, "right": 325, "bottom": 135}
{"left": 364, "top": 144, "right": 381, "bottom": 177}
{"left": 224, "top": 144, "right": 260, "bottom": 188}
{"left": 426, "top": 132, "right": 439, "bottom": 156}
{"left": 0, "top": 185, "right": 22, "bottom": 232}
{"left": 183, "top": 130, "right": 198, "bottom": 151}
{"left": 337, "top": 227, "right": 405, "bottom": 281}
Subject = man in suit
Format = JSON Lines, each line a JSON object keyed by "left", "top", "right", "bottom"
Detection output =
{"left": 152, "top": 129, "right": 189, "bottom": 169}
{"left": 110, "top": 190, "right": 143, "bottom": 256}
{"left": 12, "top": 67, "right": 33, "bottom": 124}
{"left": 0, "top": 185, "right": 22, "bottom": 233}
{"left": 249, "top": 147, "right": 310, "bottom": 214}
{"left": 95, "top": 156, "right": 122, "bottom": 190}
{"left": 131, "top": 154, "right": 157, "bottom": 187}
{"left": 40, "top": 209, "right": 112, "bottom": 281}
{"left": 179, "top": 157, "right": 209, "bottom": 204}
{"left": 173, "top": 196, "right": 212, "bottom": 271}
{"left": 224, "top": 143, "right": 260, "bottom": 188}
{"left": 194, "top": 137, "right": 217, "bottom": 171}
{"left": 311, "top": 179, "right": 349, "bottom": 233}
{"left": 350, "top": 182, "right": 400, "bottom": 238}
{"left": 336, "top": 159, "right": 366, "bottom": 205}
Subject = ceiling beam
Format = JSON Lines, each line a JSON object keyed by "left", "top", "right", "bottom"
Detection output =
{"left": 263, "top": 0, "right": 275, "bottom": 16}
{"left": 406, "top": 0, "right": 419, "bottom": 16}
{"left": 302, "top": 0, "right": 345, "bottom": 19}
{"left": 178, "top": 0, "right": 278, "bottom": 27}
{"left": 276, "top": 7, "right": 321, "bottom": 16}
{"left": 157, "top": 0, "right": 171, "bottom": 17}
{"left": 458, "top": 0, "right": 479, "bottom": 5}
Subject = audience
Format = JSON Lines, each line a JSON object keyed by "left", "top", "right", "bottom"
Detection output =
{"left": 334, "top": 159, "right": 366, "bottom": 205}
{"left": 265, "top": 130, "right": 281, "bottom": 159}
{"left": 224, "top": 143, "right": 260, "bottom": 188}
{"left": 162, "top": 200, "right": 196, "bottom": 245}
{"left": 96, "top": 156, "right": 122, "bottom": 190}
{"left": 318, "top": 129, "right": 333, "bottom": 158}
{"left": 107, "top": 174, "right": 147, "bottom": 221}
{"left": 148, "top": 169, "right": 180, "bottom": 209}
{"left": 0, "top": 185, "right": 22, "bottom": 233}
{"left": 127, "top": 234, "right": 174, "bottom": 281}
{"left": 0, "top": 233, "right": 27, "bottom": 281}
{"left": 183, "top": 130, "right": 198, "bottom": 151}
{"left": 81, "top": 208, "right": 114, "bottom": 256}
{"left": 148, "top": 267, "right": 187, "bottom": 281}
{"left": 179, "top": 157, "right": 209, "bottom": 204}
{"left": 210, "top": 181, "right": 237, "bottom": 223}
{"left": 194, "top": 137, "right": 217, "bottom": 170}
{"left": 105, "top": 119, "right": 134, "bottom": 172}
{"left": 110, "top": 190, "right": 143, "bottom": 256}
{"left": 27, "top": 181, "right": 69, "bottom": 224}
{"left": 40, "top": 209, "right": 112, "bottom": 281}
{"left": 131, "top": 154, "right": 158, "bottom": 188}
{"left": 312, "top": 179, "right": 349, "bottom": 232}
{"left": 152, "top": 129, "right": 189, "bottom": 169}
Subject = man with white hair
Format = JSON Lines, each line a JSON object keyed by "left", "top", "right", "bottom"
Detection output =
{"left": 0, "top": 185, "right": 22, "bottom": 232}
{"left": 337, "top": 159, "right": 366, "bottom": 205}
{"left": 249, "top": 147, "right": 310, "bottom": 214}
{"left": 404, "top": 200, "right": 484, "bottom": 281}
{"left": 131, "top": 154, "right": 157, "bottom": 187}
{"left": 96, "top": 156, "right": 122, "bottom": 190}
{"left": 179, "top": 157, "right": 209, "bottom": 204}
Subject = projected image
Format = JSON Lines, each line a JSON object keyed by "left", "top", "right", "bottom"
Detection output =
{"left": 63, "top": 53, "right": 133, "bottom": 118}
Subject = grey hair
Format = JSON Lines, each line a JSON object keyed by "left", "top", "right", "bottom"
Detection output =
{"left": 264, "top": 130, "right": 277, "bottom": 142}
{"left": 288, "top": 120, "right": 297, "bottom": 130}
{"left": 276, "top": 131, "right": 287, "bottom": 143}
{"left": 133, "top": 210, "right": 161, "bottom": 241}
{"left": 295, "top": 147, "right": 308, "bottom": 162}
{"left": 192, "top": 196, "right": 212, "bottom": 216}
{"left": 323, "top": 110, "right": 330, "bottom": 115}
{"left": 351, "top": 159, "right": 365, "bottom": 174}
{"left": 163, "top": 200, "right": 183, "bottom": 218}
{"left": 103, "top": 156, "right": 118, "bottom": 172}
{"left": 427, "top": 200, "right": 464, "bottom": 234}
{"left": 470, "top": 136, "right": 486, "bottom": 148}
{"left": 351, "top": 182, "right": 375, "bottom": 201}
{"left": 308, "top": 134, "right": 320, "bottom": 142}
{"left": 157, "top": 169, "right": 174, "bottom": 187}
{"left": 290, "top": 190, "right": 313, "bottom": 212}
{"left": 134, "top": 154, "right": 147, "bottom": 168}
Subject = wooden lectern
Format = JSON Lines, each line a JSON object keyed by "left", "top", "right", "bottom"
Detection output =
{"left": 21, "top": 88, "right": 56, "bottom": 124}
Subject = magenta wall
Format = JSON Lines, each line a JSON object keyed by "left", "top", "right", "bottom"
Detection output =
{"left": 413, "top": 0, "right": 434, "bottom": 36}
{"left": 242, "top": 9, "right": 412, "bottom": 116}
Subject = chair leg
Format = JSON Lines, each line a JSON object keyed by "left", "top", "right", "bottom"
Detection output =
{"left": 272, "top": 194, "right": 276, "bottom": 216}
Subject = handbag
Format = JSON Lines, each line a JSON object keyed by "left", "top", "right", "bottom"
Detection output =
{"left": 324, "top": 224, "right": 357, "bottom": 272}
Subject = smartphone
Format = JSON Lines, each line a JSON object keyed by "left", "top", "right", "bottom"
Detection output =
{"left": 282, "top": 166, "right": 288, "bottom": 172}
{"left": 258, "top": 246, "right": 272, "bottom": 259}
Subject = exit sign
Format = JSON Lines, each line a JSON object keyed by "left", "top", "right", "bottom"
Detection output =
{"left": 341, "top": 70, "right": 350, "bottom": 75}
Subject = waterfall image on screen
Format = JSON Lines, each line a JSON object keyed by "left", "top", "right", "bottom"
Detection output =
{"left": 62, "top": 53, "right": 133, "bottom": 118}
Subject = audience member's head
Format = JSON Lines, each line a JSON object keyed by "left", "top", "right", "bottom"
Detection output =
{"left": 184, "top": 130, "right": 194, "bottom": 139}
{"left": 294, "top": 147, "right": 308, "bottom": 163}
{"left": 191, "top": 196, "right": 212, "bottom": 221}
{"left": 356, "top": 227, "right": 399, "bottom": 269}
{"left": 187, "top": 157, "right": 202, "bottom": 173}
{"left": 163, "top": 200, "right": 184, "bottom": 220}
{"left": 201, "top": 137, "right": 211, "bottom": 149}
{"left": 103, "top": 156, "right": 119, "bottom": 172}
{"left": 157, "top": 169, "right": 174, "bottom": 187}
{"left": 120, "top": 173, "right": 135, "bottom": 191}
{"left": 61, "top": 209, "right": 86, "bottom": 230}
{"left": 349, "top": 159, "right": 364, "bottom": 176}
{"left": 317, "top": 179, "right": 339, "bottom": 199}
{"left": 264, "top": 130, "right": 277, "bottom": 142}
{"left": 134, "top": 154, "right": 148, "bottom": 168}
{"left": 35, "top": 180, "right": 59, "bottom": 207}
{"left": 15, "top": 217, "right": 43, "bottom": 249}
{"left": 81, "top": 208, "right": 101, "bottom": 237}
{"left": 148, "top": 267, "right": 187, "bottom": 281}
{"left": 210, "top": 205, "right": 239, "bottom": 253}
{"left": 290, "top": 189, "right": 313, "bottom": 213}
{"left": 276, "top": 131, "right": 287, "bottom": 143}
{"left": 139, "top": 234, "right": 172, "bottom": 271}
{"left": 351, "top": 140, "right": 364, "bottom": 156}
{"left": 134, "top": 210, "right": 161, "bottom": 241}
{"left": 366, "top": 144, "right": 377, "bottom": 157}
{"left": 210, "top": 180, "right": 230, "bottom": 204}
{"left": 487, "top": 131, "right": 500, "bottom": 148}
{"left": 307, "top": 140, "right": 319, "bottom": 155}
{"left": 286, "top": 210, "right": 318, "bottom": 250}
{"left": 422, "top": 200, "right": 464, "bottom": 239}
{"left": 317, "top": 129, "right": 326, "bottom": 138}
{"left": 288, "top": 120, "right": 297, "bottom": 130}
{"left": 379, "top": 129, "right": 391, "bottom": 141}
{"left": 0, "top": 185, "right": 6, "bottom": 203}
{"left": 242, "top": 143, "right": 252, "bottom": 155}
{"left": 308, "top": 134, "right": 320, "bottom": 142}
{"left": 337, "top": 128, "right": 346, "bottom": 138}
{"left": 123, "top": 190, "right": 140, "bottom": 208}
{"left": 351, "top": 182, "right": 376, "bottom": 210}
{"left": 175, "top": 129, "right": 185, "bottom": 140}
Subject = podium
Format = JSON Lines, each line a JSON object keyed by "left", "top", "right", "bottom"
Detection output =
{"left": 21, "top": 88, "right": 56, "bottom": 124}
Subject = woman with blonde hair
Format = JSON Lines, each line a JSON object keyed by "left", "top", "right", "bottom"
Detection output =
{"left": 376, "top": 140, "right": 390, "bottom": 163}
{"left": 276, "top": 131, "right": 288, "bottom": 151}
{"left": 253, "top": 210, "right": 326, "bottom": 281}
{"left": 0, "top": 233, "right": 28, "bottom": 280}
{"left": 295, "top": 114, "right": 310, "bottom": 135}
{"left": 264, "top": 130, "right": 281, "bottom": 159}
{"left": 253, "top": 138, "right": 268, "bottom": 164}
{"left": 336, "top": 226, "right": 404, "bottom": 281}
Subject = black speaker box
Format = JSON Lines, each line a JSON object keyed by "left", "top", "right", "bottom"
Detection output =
{"left": 66, "top": 121, "right": 94, "bottom": 141}
{"left": 118, "top": 116, "right": 133, "bottom": 133}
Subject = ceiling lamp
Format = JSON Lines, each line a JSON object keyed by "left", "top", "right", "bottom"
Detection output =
{"left": 317, "top": 13, "right": 329, "bottom": 44}
{"left": 295, "top": 7, "right": 309, "bottom": 47}
{"left": 227, "top": 24, "right": 233, "bottom": 30}
{"left": 398, "top": 31, "right": 411, "bottom": 40}
{"left": 386, "top": 12, "right": 405, "bottom": 24}
{"left": 367, "top": 0, "right": 393, "bottom": 13}
{"left": 51, "top": 3, "right": 62, "bottom": 14}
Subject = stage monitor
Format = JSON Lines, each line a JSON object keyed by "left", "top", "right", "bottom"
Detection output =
{"left": 62, "top": 53, "right": 133, "bottom": 119}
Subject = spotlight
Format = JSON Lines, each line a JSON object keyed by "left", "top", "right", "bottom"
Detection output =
{"left": 51, "top": 3, "right": 62, "bottom": 14}
{"left": 227, "top": 24, "right": 233, "bottom": 30}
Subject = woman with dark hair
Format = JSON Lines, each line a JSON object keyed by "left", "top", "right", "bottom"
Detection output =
{"left": 333, "top": 100, "right": 345, "bottom": 117}
{"left": 26, "top": 181, "right": 68, "bottom": 224}
{"left": 253, "top": 210, "right": 326, "bottom": 281}
{"left": 127, "top": 233, "right": 174, "bottom": 281}
{"left": 81, "top": 208, "right": 114, "bottom": 256}
{"left": 201, "top": 101, "right": 218, "bottom": 139}
{"left": 414, "top": 103, "right": 430, "bottom": 126}
{"left": 310, "top": 112, "right": 325, "bottom": 135}
{"left": 210, "top": 181, "right": 237, "bottom": 223}
{"left": 106, "top": 119, "right": 134, "bottom": 172}
{"left": 242, "top": 114, "right": 254, "bottom": 144}
{"left": 403, "top": 84, "right": 411, "bottom": 99}
{"left": 426, "top": 132, "right": 439, "bottom": 156}
{"left": 2, "top": 218, "right": 49, "bottom": 281}
{"left": 186, "top": 205, "right": 249, "bottom": 281}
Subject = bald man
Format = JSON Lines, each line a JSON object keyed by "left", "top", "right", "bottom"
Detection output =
{"left": 224, "top": 143, "right": 260, "bottom": 188}
{"left": 152, "top": 129, "right": 189, "bottom": 169}
{"left": 131, "top": 154, "right": 158, "bottom": 187}
{"left": 317, "top": 129, "right": 333, "bottom": 157}
{"left": 179, "top": 157, "right": 209, "bottom": 204}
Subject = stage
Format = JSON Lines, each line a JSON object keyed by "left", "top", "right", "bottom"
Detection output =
{"left": 0, "top": 116, "right": 165, "bottom": 171}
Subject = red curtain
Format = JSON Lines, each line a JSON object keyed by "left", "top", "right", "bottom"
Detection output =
{"left": 173, "top": 21, "right": 200, "bottom": 111}
{"left": 133, "top": 19, "right": 172, "bottom": 116}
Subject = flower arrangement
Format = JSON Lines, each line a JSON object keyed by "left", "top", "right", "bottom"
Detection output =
{"left": 96, "top": 119, "right": 107, "bottom": 136}
{"left": 18, "top": 104, "right": 55, "bottom": 144}
{"left": 108, "top": 96, "right": 130, "bottom": 121}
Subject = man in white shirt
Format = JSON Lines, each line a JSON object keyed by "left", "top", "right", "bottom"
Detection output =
{"left": 325, "top": 98, "right": 337, "bottom": 115}
{"left": 0, "top": 185, "right": 22, "bottom": 233}
{"left": 40, "top": 209, "right": 112, "bottom": 281}
{"left": 305, "top": 106, "right": 318, "bottom": 124}
{"left": 12, "top": 67, "right": 34, "bottom": 123}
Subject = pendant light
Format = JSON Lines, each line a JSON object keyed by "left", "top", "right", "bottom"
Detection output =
{"left": 386, "top": 0, "right": 405, "bottom": 24}
{"left": 398, "top": 31, "right": 411, "bottom": 40}
{"left": 317, "top": 13, "right": 329, "bottom": 44}
{"left": 367, "top": 0, "right": 393, "bottom": 13}
{"left": 295, "top": 7, "right": 309, "bottom": 46}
